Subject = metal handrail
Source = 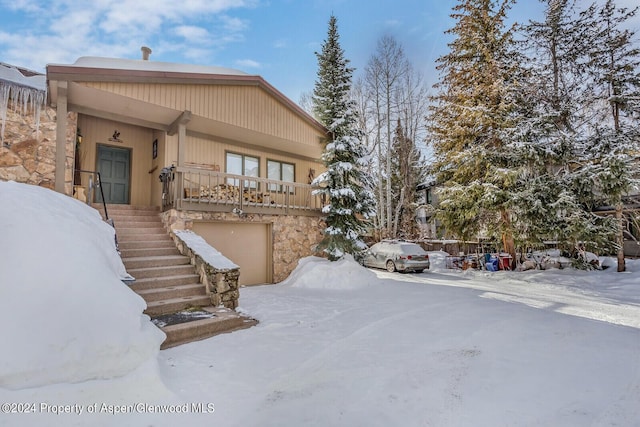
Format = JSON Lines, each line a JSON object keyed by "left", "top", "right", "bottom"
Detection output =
{"left": 74, "top": 169, "right": 120, "bottom": 253}
{"left": 74, "top": 169, "right": 110, "bottom": 221}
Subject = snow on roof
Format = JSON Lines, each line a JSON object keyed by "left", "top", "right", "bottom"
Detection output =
{"left": 55, "top": 56, "right": 250, "bottom": 77}
{"left": 0, "top": 63, "right": 46, "bottom": 91}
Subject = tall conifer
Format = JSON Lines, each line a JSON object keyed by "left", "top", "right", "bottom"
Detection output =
{"left": 312, "top": 15, "right": 376, "bottom": 261}
{"left": 429, "top": 0, "right": 523, "bottom": 262}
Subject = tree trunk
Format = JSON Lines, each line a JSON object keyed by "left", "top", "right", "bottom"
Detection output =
{"left": 500, "top": 209, "right": 516, "bottom": 269}
{"left": 616, "top": 203, "right": 626, "bottom": 272}
{"left": 392, "top": 188, "right": 405, "bottom": 238}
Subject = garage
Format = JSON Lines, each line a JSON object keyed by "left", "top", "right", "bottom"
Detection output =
{"left": 191, "top": 221, "right": 272, "bottom": 286}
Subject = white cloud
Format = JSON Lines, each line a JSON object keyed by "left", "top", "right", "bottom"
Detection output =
{"left": 235, "top": 58, "right": 261, "bottom": 69}
{"left": 0, "top": 0, "right": 258, "bottom": 70}
{"left": 172, "top": 25, "right": 212, "bottom": 43}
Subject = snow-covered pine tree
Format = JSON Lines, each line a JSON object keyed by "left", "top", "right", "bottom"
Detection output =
{"left": 428, "top": 0, "right": 524, "bottom": 263}
{"left": 576, "top": 0, "right": 640, "bottom": 271}
{"left": 311, "top": 14, "right": 376, "bottom": 261}
{"left": 513, "top": 0, "right": 617, "bottom": 254}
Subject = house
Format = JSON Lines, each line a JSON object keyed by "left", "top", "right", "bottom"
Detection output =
{"left": 2, "top": 50, "right": 329, "bottom": 288}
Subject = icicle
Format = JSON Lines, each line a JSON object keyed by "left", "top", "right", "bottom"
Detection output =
{"left": 1, "top": 84, "right": 10, "bottom": 145}
{"left": 0, "top": 81, "right": 47, "bottom": 146}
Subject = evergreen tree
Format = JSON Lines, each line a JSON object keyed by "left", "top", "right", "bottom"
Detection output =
{"left": 311, "top": 15, "right": 376, "bottom": 261}
{"left": 513, "top": 0, "right": 616, "bottom": 253}
{"left": 390, "top": 118, "right": 426, "bottom": 238}
{"left": 576, "top": 0, "right": 640, "bottom": 271}
{"left": 428, "top": 0, "right": 523, "bottom": 262}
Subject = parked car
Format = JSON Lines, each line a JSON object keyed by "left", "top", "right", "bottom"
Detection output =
{"left": 360, "top": 241, "right": 430, "bottom": 273}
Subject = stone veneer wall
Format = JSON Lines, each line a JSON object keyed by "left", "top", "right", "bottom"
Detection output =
{"left": 170, "top": 230, "right": 241, "bottom": 309}
{"left": 161, "top": 209, "right": 324, "bottom": 283}
{"left": 0, "top": 104, "right": 77, "bottom": 195}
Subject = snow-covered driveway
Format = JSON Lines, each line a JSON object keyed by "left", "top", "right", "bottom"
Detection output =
{"left": 159, "top": 256, "right": 640, "bottom": 427}
{"left": 381, "top": 265, "right": 640, "bottom": 330}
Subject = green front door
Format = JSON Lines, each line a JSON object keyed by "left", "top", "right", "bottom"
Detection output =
{"left": 97, "top": 145, "right": 131, "bottom": 204}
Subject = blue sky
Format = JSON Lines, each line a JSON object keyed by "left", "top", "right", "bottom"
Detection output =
{"left": 0, "top": 0, "right": 636, "bottom": 105}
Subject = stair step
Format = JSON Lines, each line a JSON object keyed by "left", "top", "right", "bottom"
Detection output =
{"left": 137, "top": 284, "right": 206, "bottom": 302}
{"left": 97, "top": 204, "right": 160, "bottom": 212}
{"left": 118, "top": 241, "right": 176, "bottom": 250}
{"left": 123, "top": 255, "right": 190, "bottom": 270}
{"left": 118, "top": 235, "right": 174, "bottom": 245}
{"left": 120, "top": 247, "right": 180, "bottom": 258}
{"left": 94, "top": 204, "right": 257, "bottom": 347}
{"left": 113, "top": 220, "right": 164, "bottom": 228}
{"left": 129, "top": 274, "right": 201, "bottom": 291}
{"left": 108, "top": 211, "right": 161, "bottom": 219}
{"left": 128, "top": 265, "right": 197, "bottom": 279}
{"left": 117, "top": 233, "right": 171, "bottom": 242}
{"left": 159, "top": 307, "right": 258, "bottom": 349}
{"left": 116, "top": 227, "right": 167, "bottom": 235}
{"left": 144, "top": 295, "right": 213, "bottom": 316}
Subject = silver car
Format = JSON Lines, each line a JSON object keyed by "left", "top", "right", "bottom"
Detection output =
{"left": 360, "top": 241, "right": 430, "bottom": 273}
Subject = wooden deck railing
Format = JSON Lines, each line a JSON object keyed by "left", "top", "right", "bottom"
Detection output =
{"left": 163, "top": 166, "right": 324, "bottom": 216}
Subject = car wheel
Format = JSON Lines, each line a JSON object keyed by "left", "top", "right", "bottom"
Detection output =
{"left": 386, "top": 260, "right": 396, "bottom": 272}
{"left": 414, "top": 269, "right": 424, "bottom": 273}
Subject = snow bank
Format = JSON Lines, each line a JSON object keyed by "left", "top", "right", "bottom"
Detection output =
{"left": 425, "top": 250, "right": 450, "bottom": 272}
{"left": 0, "top": 181, "right": 165, "bottom": 390}
{"left": 280, "top": 255, "right": 378, "bottom": 290}
{"left": 174, "top": 230, "right": 238, "bottom": 269}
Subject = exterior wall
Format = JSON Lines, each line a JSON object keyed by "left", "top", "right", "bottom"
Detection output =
{"left": 161, "top": 209, "right": 324, "bottom": 283}
{"left": 0, "top": 105, "right": 75, "bottom": 195}
{"left": 149, "top": 130, "right": 167, "bottom": 208}
{"left": 82, "top": 82, "right": 322, "bottom": 147}
{"left": 184, "top": 134, "right": 323, "bottom": 184}
{"left": 77, "top": 115, "right": 154, "bottom": 205}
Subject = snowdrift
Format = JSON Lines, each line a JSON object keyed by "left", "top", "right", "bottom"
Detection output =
{"left": 280, "top": 255, "right": 378, "bottom": 290}
{"left": 0, "top": 181, "right": 165, "bottom": 389}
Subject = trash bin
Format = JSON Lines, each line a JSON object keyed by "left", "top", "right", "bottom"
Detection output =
{"left": 486, "top": 257, "right": 499, "bottom": 271}
{"left": 499, "top": 255, "right": 512, "bottom": 270}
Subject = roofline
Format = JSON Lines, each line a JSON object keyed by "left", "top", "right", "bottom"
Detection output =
{"left": 46, "top": 64, "right": 328, "bottom": 135}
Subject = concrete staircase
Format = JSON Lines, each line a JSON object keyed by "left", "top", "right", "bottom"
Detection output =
{"left": 96, "top": 204, "right": 256, "bottom": 349}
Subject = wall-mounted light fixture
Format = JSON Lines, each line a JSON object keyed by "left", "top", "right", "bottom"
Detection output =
{"left": 109, "top": 130, "right": 123, "bottom": 143}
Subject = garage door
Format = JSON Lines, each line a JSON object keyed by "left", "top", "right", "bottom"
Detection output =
{"left": 192, "top": 222, "right": 271, "bottom": 286}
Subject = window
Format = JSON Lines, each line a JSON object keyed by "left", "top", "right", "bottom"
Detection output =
{"left": 226, "top": 152, "right": 259, "bottom": 188}
{"left": 267, "top": 160, "right": 295, "bottom": 192}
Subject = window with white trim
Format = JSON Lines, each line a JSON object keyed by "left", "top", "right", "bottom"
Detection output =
{"left": 226, "top": 152, "right": 259, "bottom": 188}
{"left": 267, "top": 160, "right": 295, "bottom": 192}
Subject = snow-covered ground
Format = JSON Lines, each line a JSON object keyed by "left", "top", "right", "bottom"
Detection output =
{"left": 1, "top": 181, "right": 639, "bottom": 426}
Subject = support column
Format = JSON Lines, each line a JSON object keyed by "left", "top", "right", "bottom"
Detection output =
{"left": 168, "top": 110, "right": 191, "bottom": 167}
{"left": 54, "top": 81, "right": 68, "bottom": 193}
{"left": 177, "top": 122, "right": 186, "bottom": 167}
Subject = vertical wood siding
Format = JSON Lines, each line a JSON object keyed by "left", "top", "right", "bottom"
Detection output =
{"left": 83, "top": 82, "right": 323, "bottom": 147}
{"left": 184, "top": 134, "right": 323, "bottom": 184}
{"left": 77, "top": 114, "right": 154, "bottom": 206}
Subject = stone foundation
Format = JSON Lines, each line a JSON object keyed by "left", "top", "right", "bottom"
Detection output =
{"left": 0, "top": 104, "right": 76, "bottom": 195}
{"left": 161, "top": 209, "right": 324, "bottom": 283}
{"left": 170, "top": 231, "right": 241, "bottom": 309}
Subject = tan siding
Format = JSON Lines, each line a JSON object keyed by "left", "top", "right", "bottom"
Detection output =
{"left": 77, "top": 114, "right": 154, "bottom": 206}
{"left": 184, "top": 134, "right": 323, "bottom": 184}
{"left": 149, "top": 130, "right": 166, "bottom": 208}
{"left": 83, "top": 82, "right": 323, "bottom": 147}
